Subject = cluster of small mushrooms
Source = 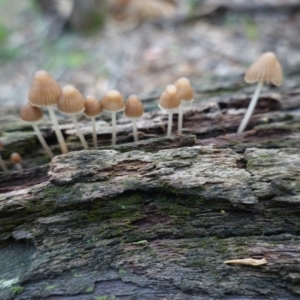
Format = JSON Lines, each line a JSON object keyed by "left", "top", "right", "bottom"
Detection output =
{"left": 0, "top": 52, "right": 282, "bottom": 172}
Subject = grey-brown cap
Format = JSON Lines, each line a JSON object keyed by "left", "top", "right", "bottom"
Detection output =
{"left": 175, "top": 77, "right": 194, "bottom": 103}
{"left": 29, "top": 70, "right": 62, "bottom": 107}
{"left": 57, "top": 85, "right": 85, "bottom": 115}
{"left": 244, "top": 52, "right": 283, "bottom": 86}
{"left": 20, "top": 103, "right": 43, "bottom": 123}
{"left": 10, "top": 152, "right": 22, "bottom": 164}
{"left": 124, "top": 94, "right": 144, "bottom": 119}
{"left": 102, "top": 90, "right": 125, "bottom": 112}
{"left": 158, "top": 85, "right": 181, "bottom": 112}
{"left": 84, "top": 96, "right": 103, "bottom": 117}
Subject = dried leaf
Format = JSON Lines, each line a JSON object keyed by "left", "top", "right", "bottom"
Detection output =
{"left": 224, "top": 258, "right": 267, "bottom": 266}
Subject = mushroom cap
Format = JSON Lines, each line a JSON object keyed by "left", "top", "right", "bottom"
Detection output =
{"left": 124, "top": 94, "right": 144, "bottom": 119}
{"left": 244, "top": 52, "right": 283, "bottom": 86}
{"left": 29, "top": 70, "right": 62, "bottom": 107}
{"left": 84, "top": 96, "right": 103, "bottom": 117}
{"left": 175, "top": 77, "right": 194, "bottom": 103}
{"left": 10, "top": 152, "right": 22, "bottom": 164}
{"left": 20, "top": 103, "right": 43, "bottom": 123}
{"left": 158, "top": 85, "right": 181, "bottom": 112}
{"left": 57, "top": 85, "right": 85, "bottom": 115}
{"left": 102, "top": 90, "right": 125, "bottom": 112}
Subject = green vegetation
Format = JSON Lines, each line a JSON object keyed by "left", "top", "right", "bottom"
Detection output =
{"left": 85, "top": 286, "right": 94, "bottom": 293}
{"left": 94, "top": 296, "right": 117, "bottom": 300}
{"left": 45, "top": 285, "right": 56, "bottom": 291}
{"left": 10, "top": 285, "right": 23, "bottom": 295}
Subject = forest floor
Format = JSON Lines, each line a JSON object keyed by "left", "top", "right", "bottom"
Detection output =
{"left": 1, "top": 0, "right": 300, "bottom": 113}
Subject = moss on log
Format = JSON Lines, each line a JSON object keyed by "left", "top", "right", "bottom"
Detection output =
{"left": 0, "top": 145, "right": 300, "bottom": 299}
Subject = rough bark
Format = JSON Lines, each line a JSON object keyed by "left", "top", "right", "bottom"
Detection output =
{"left": 1, "top": 72, "right": 300, "bottom": 299}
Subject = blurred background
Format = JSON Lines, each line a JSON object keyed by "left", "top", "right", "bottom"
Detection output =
{"left": 1, "top": 0, "right": 300, "bottom": 110}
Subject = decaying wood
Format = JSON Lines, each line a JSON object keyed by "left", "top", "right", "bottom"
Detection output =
{"left": 1, "top": 74, "right": 300, "bottom": 299}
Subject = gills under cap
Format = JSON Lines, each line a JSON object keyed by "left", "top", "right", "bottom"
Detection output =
{"left": 124, "top": 94, "right": 144, "bottom": 119}
{"left": 29, "top": 70, "right": 62, "bottom": 107}
{"left": 57, "top": 85, "right": 85, "bottom": 115}
{"left": 244, "top": 52, "right": 283, "bottom": 87}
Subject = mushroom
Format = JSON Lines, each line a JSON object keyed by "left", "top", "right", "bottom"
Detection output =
{"left": 102, "top": 90, "right": 125, "bottom": 146}
{"left": 84, "top": 95, "right": 103, "bottom": 148}
{"left": 175, "top": 77, "right": 194, "bottom": 135}
{"left": 124, "top": 94, "right": 144, "bottom": 142}
{"left": 20, "top": 103, "right": 54, "bottom": 158}
{"left": 57, "top": 85, "right": 89, "bottom": 149}
{"left": 10, "top": 153, "right": 23, "bottom": 172}
{"left": 237, "top": 52, "right": 283, "bottom": 134}
{"left": 0, "top": 141, "right": 8, "bottom": 172}
{"left": 29, "top": 70, "right": 68, "bottom": 154}
{"left": 158, "top": 85, "right": 181, "bottom": 137}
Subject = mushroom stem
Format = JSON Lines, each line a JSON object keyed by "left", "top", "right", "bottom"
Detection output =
{"left": 32, "top": 124, "right": 54, "bottom": 159}
{"left": 0, "top": 154, "right": 8, "bottom": 172}
{"left": 47, "top": 106, "right": 68, "bottom": 154}
{"left": 132, "top": 119, "right": 138, "bottom": 142}
{"left": 167, "top": 112, "right": 173, "bottom": 137}
{"left": 178, "top": 104, "right": 183, "bottom": 135}
{"left": 71, "top": 115, "right": 89, "bottom": 149}
{"left": 91, "top": 117, "right": 98, "bottom": 148}
{"left": 111, "top": 111, "right": 117, "bottom": 146}
{"left": 237, "top": 81, "right": 263, "bottom": 134}
{"left": 15, "top": 163, "right": 23, "bottom": 172}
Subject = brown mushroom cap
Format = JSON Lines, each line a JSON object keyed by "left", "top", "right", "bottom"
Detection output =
{"left": 57, "top": 85, "right": 85, "bottom": 115}
{"left": 102, "top": 90, "right": 125, "bottom": 112}
{"left": 158, "top": 85, "right": 181, "bottom": 111}
{"left": 10, "top": 152, "right": 22, "bottom": 164}
{"left": 20, "top": 103, "right": 43, "bottom": 123}
{"left": 29, "top": 70, "right": 62, "bottom": 107}
{"left": 84, "top": 96, "right": 103, "bottom": 117}
{"left": 244, "top": 52, "right": 283, "bottom": 86}
{"left": 124, "top": 94, "right": 144, "bottom": 119}
{"left": 175, "top": 77, "right": 194, "bottom": 102}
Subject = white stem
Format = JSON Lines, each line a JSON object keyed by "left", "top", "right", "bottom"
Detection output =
{"left": 0, "top": 153, "right": 8, "bottom": 172}
{"left": 167, "top": 113, "right": 173, "bottom": 137}
{"left": 237, "top": 81, "right": 264, "bottom": 134}
{"left": 47, "top": 106, "right": 68, "bottom": 154}
{"left": 112, "top": 112, "right": 117, "bottom": 146}
{"left": 132, "top": 119, "right": 138, "bottom": 142}
{"left": 178, "top": 104, "right": 183, "bottom": 135}
{"left": 71, "top": 115, "right": 89, "bottom": 150}
{"left": 91, "top": 117, "right": 97, "bottom": 148}
{"left": 32, "top": 124, "right": 54, "bottom": 159}
{"left": 15, "top": 163, "right": 23, "bottom": 172}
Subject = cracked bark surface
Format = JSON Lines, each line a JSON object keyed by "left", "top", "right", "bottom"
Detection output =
{"left": 1, "top": 144, "right": 300, "bottom": 300}
{"left": 1, "top": 71, "right": 300, "bottom": 299}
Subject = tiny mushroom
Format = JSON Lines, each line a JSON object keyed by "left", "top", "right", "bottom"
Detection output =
{"left": 10, "top": 152, "right": 23, "bottom": 172}
{"left": 0, "top": 140, "right": 8, "bottom": 172}
{"left": 237, "top": 52, "right": 283, "bottom": 134}
{"left": 175, "top": 77, "right": 194, "bottom": 135}
{"left": 28, "top": 70, "right": 68, "bottom": 154}
{"left": 57, "top": 85, "right": 89, "bottom": 149}
{"left": 158, "top": 85, "right": 181, "bottom": 137}
{"left": 102, "top": 90, "right": 125, "bottom": 146}
{"left": 20, "top": 103, "right": 54, "bottom": 158}
{"left": 84, "top": 95, "right": 103, "bottom": 148}
{"left": 124, "top": 94, "right": 144, "bottom": 142}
